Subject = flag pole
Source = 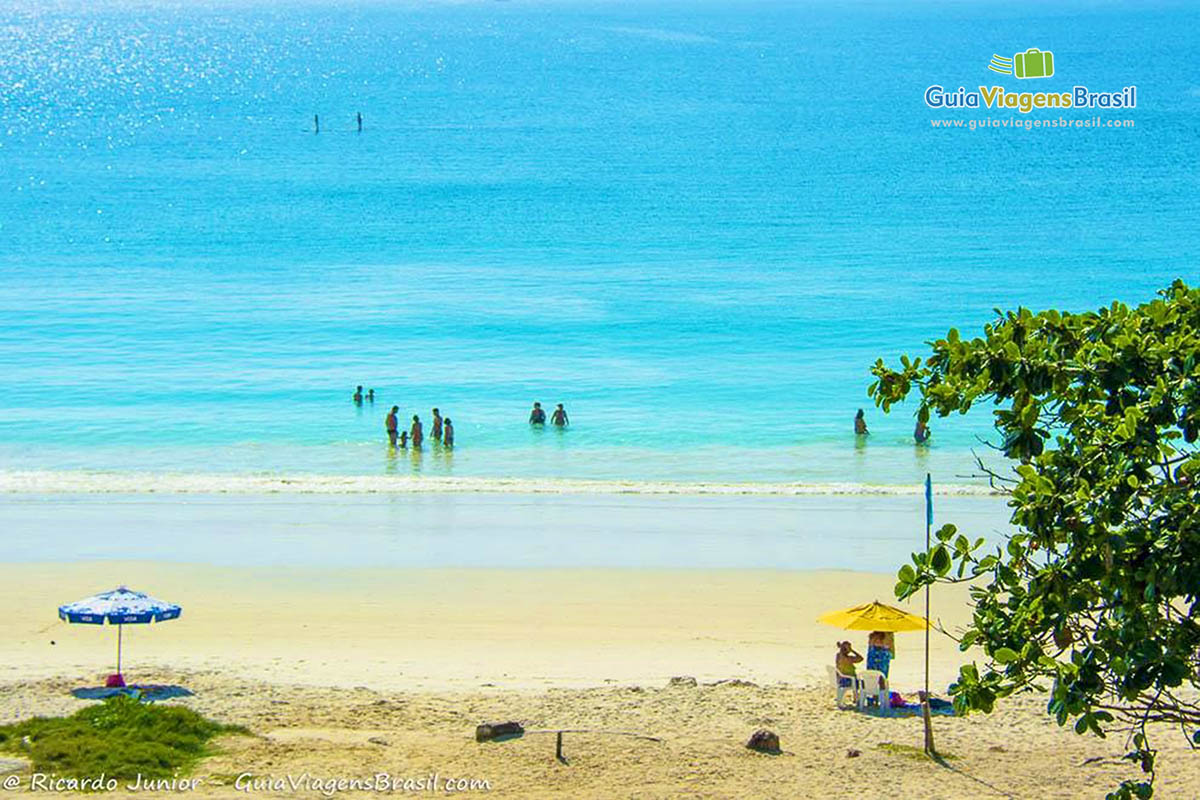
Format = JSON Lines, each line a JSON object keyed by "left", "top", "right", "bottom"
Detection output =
{"left": 922, "top": 472, "right": 936, "bottom": 755}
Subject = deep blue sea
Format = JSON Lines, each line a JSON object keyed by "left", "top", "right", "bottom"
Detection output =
{"left": 0, "top": 0, "right": 1197, "bottom": 485}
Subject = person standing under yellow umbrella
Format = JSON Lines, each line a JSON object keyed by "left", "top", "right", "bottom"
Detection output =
{"left": 866, "top": 630, "right": 895, "bottom": 677}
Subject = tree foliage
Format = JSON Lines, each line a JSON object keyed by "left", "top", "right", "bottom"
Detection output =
{"left": 869, "top": 280, "right": 1200, "bottom": 799}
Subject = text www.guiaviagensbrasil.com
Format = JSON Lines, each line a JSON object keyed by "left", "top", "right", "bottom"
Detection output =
{"left": 930, "top": 116, "right": 1134, "bottom": 131}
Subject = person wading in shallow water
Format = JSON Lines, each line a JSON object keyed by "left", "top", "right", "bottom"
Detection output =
{"left": 385, "top": 406, "right": 399, "bottom": 447}
{"left": 551, "top": 403, "right": 569, "bottom": 427}
{"left": 410, "top": 415, "right": 424, "bottom": 448}
{"left": 854, "top": 408, "right": 869, "bottom": 435}
{"left": 431, "top": 408, "right": 443, "bottom": 442}
{"left": 914, "top": 419, "right": 931, "bottom": 444}
{"left": 442, "top": 418, "right": 454, "bottom": 447}
{"left": 529, "top": 402, "right": 546, "bottom": 425}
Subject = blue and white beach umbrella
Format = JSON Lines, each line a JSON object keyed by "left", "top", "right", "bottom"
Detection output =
{"left": 58, "top": 586, "right": 182, "bottom": 677}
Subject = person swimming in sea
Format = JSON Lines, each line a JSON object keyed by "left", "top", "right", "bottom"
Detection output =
{"left": 385, "top": 405, "right": 399, "bottom": 447}
{"left": 914, "top": 419, "right": 931, "bottom": 444}
{"left": 367, "top": 388, "right": 375, "bottom": 403}
{"left": 410, "top": 414, "right": 424, "bottom": 448}
{"left": 442, "top": 417, "right": 454, "bottom": 447}
{"left": 431, "top": 408, "right": 443, "bottom": 442}
{"left": 353, "top": 385, "right": 364, "bottom": 405}
{"left": 551, "top": 403, "right": 569, "bottom": 427}
{"left": 854, "top": 408, "right": 869, "bottom": 435}
{"left": 529, "top": 402, "right": 546, "bottom": 425}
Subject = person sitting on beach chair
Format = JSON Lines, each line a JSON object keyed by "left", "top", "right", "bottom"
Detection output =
{"left": 835, "top": 641, "right": 862, "bottom": 687}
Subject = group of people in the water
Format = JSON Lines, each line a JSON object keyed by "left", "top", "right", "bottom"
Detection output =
{"left": 366, "top": 390, "right": 921, "bottom": 447}
{"left": 854, "top": 408, "right": 930, "bottom": 444}
{"left": 385, "top": 406, "right": 453, "bottom": 449}
{"left": 351, "top": 387, "right": 453, "bottom": 448}
{"left": 528, "top": 401, "right": 569, "bottom": 427}
{"left": 356, "top": 388, "right": 573, "bottom": 450}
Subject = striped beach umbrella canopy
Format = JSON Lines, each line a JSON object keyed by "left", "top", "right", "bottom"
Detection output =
{"left": 58, "top": 586, "right": 182, "bottom": 680}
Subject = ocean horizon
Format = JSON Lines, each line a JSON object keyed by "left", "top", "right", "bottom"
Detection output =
{"left": 2, "top": 0, "right": 1197, "bottom": 488}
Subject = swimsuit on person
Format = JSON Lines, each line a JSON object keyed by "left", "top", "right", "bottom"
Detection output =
{"left": 866, "top": 645, "right": 892, "bottom": 676}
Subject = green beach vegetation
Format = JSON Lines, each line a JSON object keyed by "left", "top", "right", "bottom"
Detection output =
{"left": 870, "top": 280, "right": 1200, "bottom": 800}
{"left": 0, "top": 695, "right": 247, "bottom": 781}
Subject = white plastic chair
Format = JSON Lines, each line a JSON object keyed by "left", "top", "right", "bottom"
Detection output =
{"left": 856, "top": 669, "right": 889, "bottom": 711}
{"left": 826, "top": 665, "right": 858, "bottom": 708}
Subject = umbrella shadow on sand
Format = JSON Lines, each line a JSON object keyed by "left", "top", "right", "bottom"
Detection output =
{"left": 71, "top": 685, "right": 194, "bottom": 702}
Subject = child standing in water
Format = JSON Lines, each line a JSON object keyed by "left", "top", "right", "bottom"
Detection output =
{"left": 442, "top": 418, "right": 454, "bottom": 447}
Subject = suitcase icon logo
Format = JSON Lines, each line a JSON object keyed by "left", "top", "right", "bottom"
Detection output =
{"left": 988, "top": 48, "right": 1055, "bottom": 79}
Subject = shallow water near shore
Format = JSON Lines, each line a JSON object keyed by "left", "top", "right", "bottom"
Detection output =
{"left": 0, "top": 492, "right": 1011, "bottom": 569}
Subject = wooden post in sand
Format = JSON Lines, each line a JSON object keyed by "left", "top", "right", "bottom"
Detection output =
{"left": 555, "top": 732, "right": 564, "bottom": 763}
{"left": 923, "top": 473, "right": 936, "bottom": 756}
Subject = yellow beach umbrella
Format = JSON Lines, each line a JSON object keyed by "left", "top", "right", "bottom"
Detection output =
{"left": 817, "top": 600, "right": 928, "bottom": 632}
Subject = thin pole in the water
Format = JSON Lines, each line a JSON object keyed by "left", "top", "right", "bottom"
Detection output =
{"left": 356, "top": 112, "right": 363, "bottom": 132}
{"left": 313, "top": 114, "right": 320, "bottom": 134}
{"left": 922, "top": 472, "right": 935, "bottom": 755}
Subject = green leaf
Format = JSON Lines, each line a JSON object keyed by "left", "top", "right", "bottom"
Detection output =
{"left": 994, "top": 647, "right": 1019, "bottom": 664}
{"left": 930, "top": 545, "right": 952, "bottom": 576}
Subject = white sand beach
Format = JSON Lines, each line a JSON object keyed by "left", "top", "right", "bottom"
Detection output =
{"left": 2, "top": 564, "right": 972, "bottom": 693}
{"left": 3, "top": 560, "right": 1199, "bottom": 798}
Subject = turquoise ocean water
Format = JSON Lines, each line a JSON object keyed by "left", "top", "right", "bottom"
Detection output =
{"left": 0, "top": 0, "right": 1197, "bottom": 487}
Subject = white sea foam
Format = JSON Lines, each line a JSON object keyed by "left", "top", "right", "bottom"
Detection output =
{"left": 0, "top": 470, "right": 1002, "bottom": 496}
